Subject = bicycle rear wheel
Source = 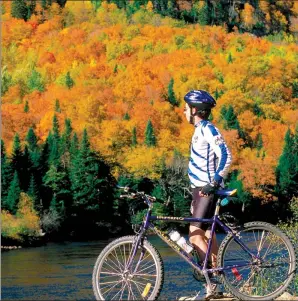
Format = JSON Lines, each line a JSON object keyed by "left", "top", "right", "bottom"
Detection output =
{"left": 92, "top": 235, "right": 164, "bottom": 300}
{"left": 217, "top": 222, "right": 296, "bottom": 300}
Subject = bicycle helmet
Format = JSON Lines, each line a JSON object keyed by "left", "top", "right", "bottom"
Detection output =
{"left": 184, "top": 90, "right": 216, "bottom": 110}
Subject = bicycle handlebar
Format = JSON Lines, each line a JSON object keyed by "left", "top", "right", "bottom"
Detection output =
{"left": 117, "top": 186, "right": 156, "bottom": 204}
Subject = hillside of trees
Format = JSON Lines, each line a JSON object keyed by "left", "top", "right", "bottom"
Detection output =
{"left": 1, "top": 1, "right": 298, "bottom": 243}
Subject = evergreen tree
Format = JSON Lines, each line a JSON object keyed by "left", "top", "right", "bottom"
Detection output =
{"left": 24, "top": 100, "right": 29, "bottom": 113}
{"left": 40, "top": 132, "right": 52, "bottom": 177}
{"left": 22, "top": 145, "right": 32, "bottom": 190}
{"left": 28, "top": 175, "right": 40, "bottom": 211}
{"left": 123, "top": 112, "right": 130, "bottom": 120}
{"left": 52, "top": 114, "right": 60, "bottom": 140}
{"left": 132, "top": 126, "right": 137, "bottom": 147}
{"left": 26, "top": 127, "right": 38, "bottom": 152}
{"left": 11, "top": 0, "right": 28, "bottom": 21}
{"left": 91, "top": 0, "right": 101, "bottom": 12}
{"left": 1, "top": 140, "right": 13, "bottom": 203}
{"left": 26, "top": 0, "right": 36, "bottom": 20}
{"left": 253, "top": 102, "right": 264, "bottom": 117}
{"left": 41, "top": 0, "right": 47, "bottom": 9}
{"left": 70, "top": 129, "right": 115, "bottom": 235}
{"left": 27, "top": 70, "right": 44, "bottom": 92}
{"left": 256, "top": 133, "right": 263, "bottom": 157}
{"left": 5, "top": 171, "right": 21, "bottom": 214}
{"left": 227, "top": 52, "right": 233, "bottom": 63}
{"left": 196, "top": 0, "right": 210, "bottom": 26}
{"left": 292, "top": 81, "right": 298, "bottom": 98}
{"left": 48, "top": 114, "right": 60, "bottom": 166}
{"left": 55, "top": 99, "right": 61, "bottom": 113}
{"left": 10, "top": 133, "right": 27, "bottom": 189}
{"left": 276, "top": 129, "right": 297, "bottom": 197}
{"left": 43, "top": 164, "right": 70, "bottom": 214}
{"left": 70, "top": 132, "right": 79, "bottom": 159}
{"left": 168, "top": 78, "right": 178, "bottom": 106}
{"left": 60, "top": 118, "right": 73, "bottom": 168}
{"left": 1, "top": 66, "right": 13, "bottom": 96}
{"left": 222, "top": 105, "right": 239, "bottom": 130}
{"left": 60, "top": 118, "right": 72, "bottom": 151}
{"left": 65, "top": 72, "right": 74, "bottom": 89}
{"left": 145, "top": 120, "right": 156, "bottom": 147}
{"left": 227, "top": 170, "right": 251, "bottom": 212}
{"left": 214, "top": 88, "right": 220, "bottom": 100}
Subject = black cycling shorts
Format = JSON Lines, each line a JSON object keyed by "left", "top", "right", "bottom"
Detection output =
{"left": 190, "top": 187, "right": 216, "bottom": 231}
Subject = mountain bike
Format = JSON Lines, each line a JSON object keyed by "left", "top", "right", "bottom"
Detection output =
{"left": 92, "top": 186, "right": 296, "bottom": 300}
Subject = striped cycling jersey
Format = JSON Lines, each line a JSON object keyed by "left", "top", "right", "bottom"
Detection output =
{"left": 188, "top": 120, "right": 232, "bottom": 188}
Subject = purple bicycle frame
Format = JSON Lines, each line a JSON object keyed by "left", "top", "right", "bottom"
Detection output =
{"left": 126, "top": 207, "right": 260, "bottom": 276}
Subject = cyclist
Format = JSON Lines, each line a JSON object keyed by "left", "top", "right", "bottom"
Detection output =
{"left": 183, "top": 90, "right": 232, "bottom": 299}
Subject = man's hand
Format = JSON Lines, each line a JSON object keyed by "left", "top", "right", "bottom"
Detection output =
{"left": 200, "top": 182, "right": 220, "bottom": 196}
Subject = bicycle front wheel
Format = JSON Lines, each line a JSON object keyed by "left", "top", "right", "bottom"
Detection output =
{"left": 92, "top": 235, "right": 164, "bottom": 300}
{"left": 218, "top": 222, "right": 296, "bottom": 300}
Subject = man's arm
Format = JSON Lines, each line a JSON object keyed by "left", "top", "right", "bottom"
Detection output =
{"left": 202, "top": 123, "right": 232, "bottom": 190}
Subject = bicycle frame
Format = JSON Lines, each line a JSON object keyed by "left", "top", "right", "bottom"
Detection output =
{"left": 126, "top": 196, "right": 260, "bottom": 277}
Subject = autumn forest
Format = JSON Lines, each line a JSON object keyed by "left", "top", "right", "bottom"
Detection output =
{"left": 1, "top": 0, "right": 298, "bottom": 244}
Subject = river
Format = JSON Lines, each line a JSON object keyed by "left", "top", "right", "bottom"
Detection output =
{"left": 2, "top": 235, "right": 212, "bottom": 300}
{"left": 2, "top": 234, "right": 297, "bottom": 300}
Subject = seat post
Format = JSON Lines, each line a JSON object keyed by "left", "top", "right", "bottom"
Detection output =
{"left": 214, "top": 198, "right": 221, "bottom": 216}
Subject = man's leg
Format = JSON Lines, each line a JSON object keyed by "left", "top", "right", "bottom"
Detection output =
{"left": 189, "top": 226, "right": 218, "bottom": 266}
{"left": 205, "top": 230, "right": 218, "bottom": 268}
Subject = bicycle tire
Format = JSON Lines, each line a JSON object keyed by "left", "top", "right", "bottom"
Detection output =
{"left": 217, "top": 222, "right": 296, "bottom": 300}
{"left": 92, "top": 235, "right": 164, "bottom": 300}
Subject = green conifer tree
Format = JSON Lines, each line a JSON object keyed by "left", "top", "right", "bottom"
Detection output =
{"left": 1, "top": 140, "right": 13, "bottom": 203}
{"left": 1, "top": 66, "right": 13, "bottom": 96}
{"left": 65, "top": 72, "right": 74, "bottom": 89}
{"left": 256, "top": 133, "right": 263, "bottom": 157}
{"left": 26, "top": 127, "right": 38, "bottom": 152}
{"left": 5, "top": 171, "right": 21, "bottom": 214}
{"left": 214, "top": 88, "right": 220, "bottom": 100}
{"left": 70, "top": 132, "right": 79, "bottom": 159}
{"left": 145, "top": 120, "right": 156, "bottom": 147}
{"left": 24, "top": 100, "right": 29, "bottom": 113}
{"left": 28, "top": 175, "right": 40, "bottom": 211}
{"left": 168, "top": 78, "right": 178, "bottom": 106}
{"left": 60, "top": 119, "right": 72, "bottom": 150}
{"left": 49, "top": 114, "right": 60, "bottom": 166}
{"left": 11, "top": 0, "right": 28, "bottom": 21}
{"left": 276, "top": 129, "right": 297, "bottom": 197}
{"left": 55, "top": 99, "right": 61, "bottom": 113}
{"left": 292, "top": 81, "right": 298, "bottom": 98}
{"left": 132, "top": 126, "right": 137, "bottom": 147}
{"left": 70, "top": 129, "right": 115, "bottom": 234}
{"left": 10, "top": 133, "right": 24, "bottom": 184}
{"left": 123, "top": 112, "right": 130, "bottom": 120}
{"left": 196, "top": 0, "right": 210, "bottom": 26}
{"left": 28, "top": 70, "right": 44, "bottom": 92}
{"left": 227, "top": 52, "right": 233, "bottom": 63}
{"left": 222, "top": 105, "right": 239, "bottom": 130}
{"left": 43, "top": 164, "right": 70, "bottom": 214}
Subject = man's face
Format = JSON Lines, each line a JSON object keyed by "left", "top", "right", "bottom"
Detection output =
{"left": 184, "top": 104, "right": 192, "bottom": 123}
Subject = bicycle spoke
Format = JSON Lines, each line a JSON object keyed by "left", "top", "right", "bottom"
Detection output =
{"left": 221, "top": 224, "right": 295, "bottom": 299}
{"left": 131, "top": 280, "right": 145, "bottom": 300}
{"left": 112, "top": 249, "right": 125, "bottom": 270}
{"left": 93, "top": 237, "right": 162, "bottom": 301}
{"left": 102, "top": 260, "right": 120, "bottom": 274}
{"left": 135, "top": 263, "right": 157, "bottom": 274}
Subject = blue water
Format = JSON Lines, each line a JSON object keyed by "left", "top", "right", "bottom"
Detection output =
{"left": 1, "top": 235, "right": 214, "bottom": 300}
